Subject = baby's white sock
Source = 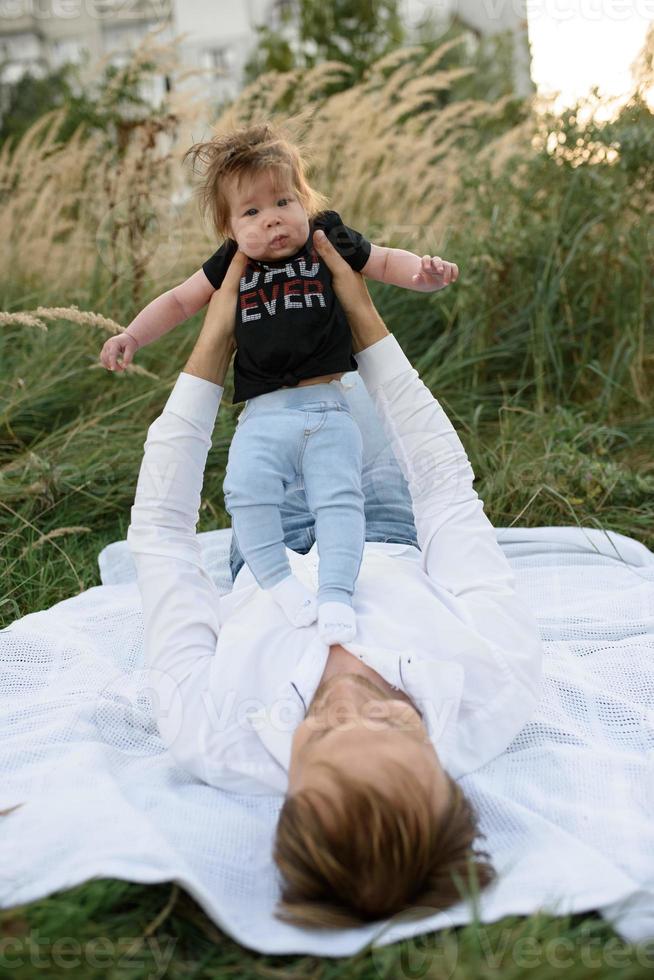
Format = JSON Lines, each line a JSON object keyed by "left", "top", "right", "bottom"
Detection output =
{"left": 268, "top": 573, "right": 318, "bottom": 627}
{"left": 318, "top": 601, "right": 357, "bottom": 644}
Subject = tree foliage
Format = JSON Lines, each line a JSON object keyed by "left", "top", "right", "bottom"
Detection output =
{"left": 0, "top": 54, "right": 165, "bottom": 152}
{"left": 243, "top": 0, "right": 405, "bottom": 86}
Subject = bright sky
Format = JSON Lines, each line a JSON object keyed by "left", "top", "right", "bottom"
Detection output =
{"left": 526, "top": 1, "right": 653, "bottom": 116}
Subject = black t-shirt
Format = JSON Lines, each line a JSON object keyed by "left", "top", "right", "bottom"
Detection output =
{"left": 201, "top": 209, "right": 372, "bottom": 404}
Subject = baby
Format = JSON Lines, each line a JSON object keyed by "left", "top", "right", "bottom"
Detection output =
{"left": 100, "top": 122, "right": 459, "bottom": 645}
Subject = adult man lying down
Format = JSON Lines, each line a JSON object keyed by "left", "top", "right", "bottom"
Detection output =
{"left": 126, "top": 228, "right": 544, "bottom": 929}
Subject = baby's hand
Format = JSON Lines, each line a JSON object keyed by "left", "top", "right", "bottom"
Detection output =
{"left": 412, "top": 255, "right": 459, "bottom": 291}
{"left": 100, "top": 332, "right": 139, "bottom": 372}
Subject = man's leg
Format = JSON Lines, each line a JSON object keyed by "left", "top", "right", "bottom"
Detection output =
{"left": 228, "top": 372, "right": 418, "bottom": 583}
{"left": 345, "top": 374, "right": 419, "bottom": 548}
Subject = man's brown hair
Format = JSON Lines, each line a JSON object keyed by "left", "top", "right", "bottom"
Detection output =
{"left": 183, "top": 119, "right": 330, "bottom": 242}
{"left": 273, "top": 759, "right": 496, "bottom": 928}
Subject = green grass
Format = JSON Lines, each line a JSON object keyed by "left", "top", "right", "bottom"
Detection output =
{"left": 1, "top": 879, "right": 653, "bottom": 978}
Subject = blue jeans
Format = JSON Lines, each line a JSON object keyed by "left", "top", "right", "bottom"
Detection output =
{"left": 226, "top": 371, "right": 420, "bottom": 586}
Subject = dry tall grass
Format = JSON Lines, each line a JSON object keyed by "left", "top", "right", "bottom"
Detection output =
{"left": 0, "top": 29, "right": 536, "bottom": 317}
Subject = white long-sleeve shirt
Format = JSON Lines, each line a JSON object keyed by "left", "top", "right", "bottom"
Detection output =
{"left": 127, "top": 334, "right": 544, "bottom": 794}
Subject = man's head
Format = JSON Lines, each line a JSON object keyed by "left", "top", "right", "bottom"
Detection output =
{"left": 183, "top": 120, "right": 330, "bottom": 256}
{"left": 274, "top": 672, "right": 496, "bottom": 928}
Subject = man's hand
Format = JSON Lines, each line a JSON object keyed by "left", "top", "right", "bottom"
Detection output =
{"left": 411, "top": 255, "right": 459, "bottom": 291}
{"left": 183, "top": 249, "right": 248, "bottom": 386}
{"left": 312, "top": 229, "right": 390, "bottom": 355}
{"left": 202, "top": 249, "right": 249, "bottom": 353}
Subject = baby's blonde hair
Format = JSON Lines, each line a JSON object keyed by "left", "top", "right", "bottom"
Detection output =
{"left": 183, "top": 120, "right": 330, "bottom": 242}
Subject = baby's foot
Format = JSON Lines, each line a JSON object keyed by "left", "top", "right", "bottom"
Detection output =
{"left": 318, "top": 601, "right": 357, "bottom": 644}
{"left": 268, "top": 573, "right": 318, "bottom": 627}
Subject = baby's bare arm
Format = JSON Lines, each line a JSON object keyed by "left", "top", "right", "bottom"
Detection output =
{"left": 100, "top": 269, "right": 218, "bottom": 371}
{"left": 362, "top": 242, "right": 458, "bottom": 292}
{"left": 125, "top": 269, "right": 217, "bottom": 348}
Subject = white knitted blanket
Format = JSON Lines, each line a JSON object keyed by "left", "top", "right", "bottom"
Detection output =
{"left": 1, "top": 525, "right": 652, "bottom": 955}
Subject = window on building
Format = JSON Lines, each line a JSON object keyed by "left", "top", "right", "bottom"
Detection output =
{"left": 202, "top": 47, "right": 230, "bottom": 75}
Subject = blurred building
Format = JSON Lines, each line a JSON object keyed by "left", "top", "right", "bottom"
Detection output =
{"left": 0, "top": 0, "right": 533, "bottom": 105}
{"left": 0, "top": 0, "right": 177, "bottom": 105}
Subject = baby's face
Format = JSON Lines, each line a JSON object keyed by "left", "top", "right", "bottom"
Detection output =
{"left": 226, "top": 170, "right": 310, "bottom": 263}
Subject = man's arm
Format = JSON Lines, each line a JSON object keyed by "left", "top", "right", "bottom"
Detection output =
{"left": 126, "top": 276, "right": 241, "bottom": 783}
{"left": 353, "top": 335, "right": 509, "bottom": 585}
{"left": 354, "top": 335, "right": 542, "bottom": 694}
{"left": 313, "top": 229, "right": 542, "bottom": 694}
{"left": 314, "top": 225, "right": 522, "bottom": 596}
{"left": 125, "top": 372, "right": 226, "bottom": 783}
